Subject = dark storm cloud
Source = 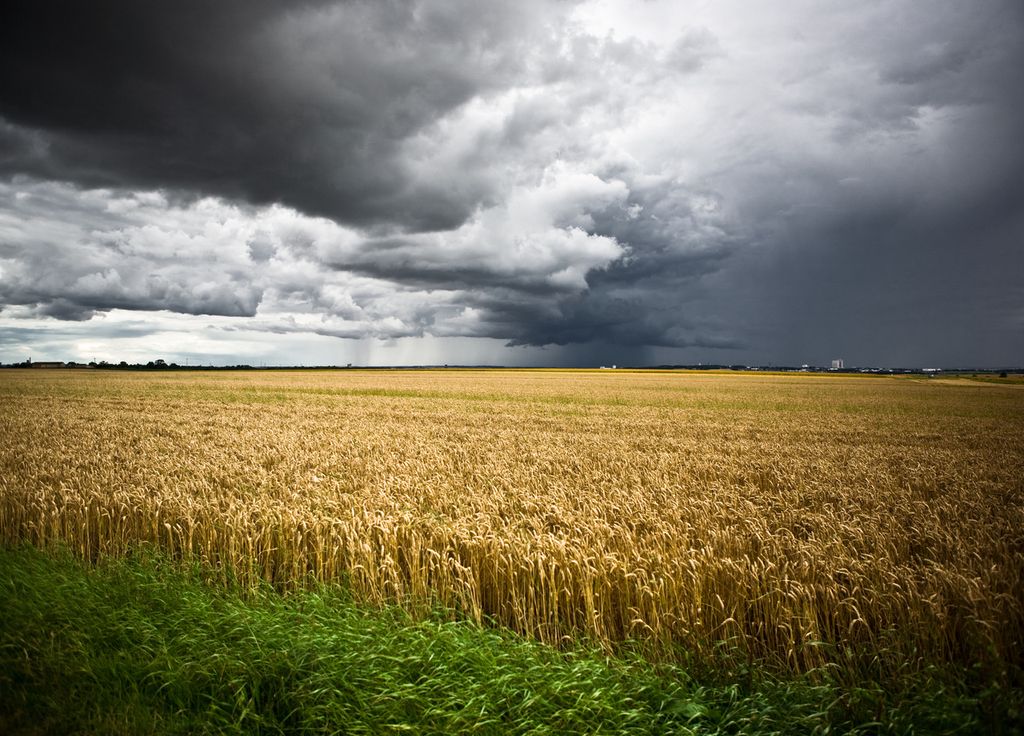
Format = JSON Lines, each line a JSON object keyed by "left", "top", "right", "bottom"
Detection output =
{"left": 471, "top": 289, "right": 743, "bottom": 350}
{"left": 1, "top": 1, "right": 1022, "bottom": 365}
{"left": 0, "top": 0, "right": 558, "bottom": 231}
{"left": 715, "top": 170, "right": 1024, "bottom": 366}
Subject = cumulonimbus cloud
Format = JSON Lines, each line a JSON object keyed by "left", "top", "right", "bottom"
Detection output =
{"left": 1, "top": 0, "right": 1022, "bottom": 364}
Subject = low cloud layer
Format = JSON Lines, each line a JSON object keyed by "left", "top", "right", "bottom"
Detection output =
{"left": 1, "top": 0, "right": 1022, "bottom": 365}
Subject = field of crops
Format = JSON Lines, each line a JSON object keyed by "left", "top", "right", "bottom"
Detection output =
{"left": 1, "top": 368, "right": 1022, "bottom": 682}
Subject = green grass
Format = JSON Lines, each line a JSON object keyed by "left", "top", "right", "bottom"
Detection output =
{"left": 0, "top": 546, "right": 1018, "bottom": 735}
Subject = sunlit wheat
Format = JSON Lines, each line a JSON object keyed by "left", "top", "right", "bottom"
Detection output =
{"left": 1, "top": 368, "right": 1021, "bottom": 678}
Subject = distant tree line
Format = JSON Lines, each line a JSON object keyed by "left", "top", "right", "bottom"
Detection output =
{"left": 0, "top": 358, "right": 254, "bottom": 370}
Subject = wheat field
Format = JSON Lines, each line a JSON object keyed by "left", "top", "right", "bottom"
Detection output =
{"left": 1, "top": 368, "right": 1021, "bottom": 678}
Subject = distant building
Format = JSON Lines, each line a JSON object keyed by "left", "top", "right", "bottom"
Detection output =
{"left": 831, "top": 358, "right": 844, "bottom": 370}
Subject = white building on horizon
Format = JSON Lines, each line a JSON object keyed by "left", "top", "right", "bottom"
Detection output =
{"left": 831, "top": 358, "right": 844, "bottom": 370}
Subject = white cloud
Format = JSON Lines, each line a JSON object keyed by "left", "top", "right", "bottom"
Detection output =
{"left": 0, "top": 170, "right": 628, "bottom": 344}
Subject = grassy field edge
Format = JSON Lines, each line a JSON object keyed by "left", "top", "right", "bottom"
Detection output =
{"left": 2, "top": 545, "right": 1019, "bottom": 735}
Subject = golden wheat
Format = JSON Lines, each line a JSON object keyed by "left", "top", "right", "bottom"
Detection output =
{"left": 1, "top": 368, "right": 1021, "bottom": 676}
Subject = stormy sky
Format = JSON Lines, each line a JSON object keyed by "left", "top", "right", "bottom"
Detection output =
{"left": 1, "top": 1, "right": 1022, "bottom": 367}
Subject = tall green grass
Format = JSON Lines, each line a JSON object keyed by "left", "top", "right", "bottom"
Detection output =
{"left": 0, "top": 546, "right": 1017, "bottom": 735}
